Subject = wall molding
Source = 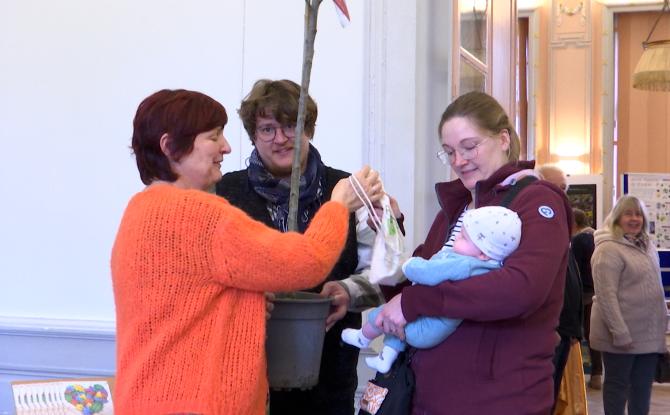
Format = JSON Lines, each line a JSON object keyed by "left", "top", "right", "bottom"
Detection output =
{"left": 553, "top": 0, "right": 591, "bottom": 42}
{"left": 0, "top": 316, "right": 115, "bottom": 339}
{"left": 0, "top": 316, "right": 115, "bottom": 414}
{"left": 363, "top": 0, "right": 420, "bottom": 247}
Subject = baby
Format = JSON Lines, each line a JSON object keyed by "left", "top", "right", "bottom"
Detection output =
{"left": 342, "top": 206, "right": 522, "bottom": 373}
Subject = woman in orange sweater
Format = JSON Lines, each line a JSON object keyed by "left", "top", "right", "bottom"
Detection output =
{"left": 111, "top": 89, "right": 381, "bottom": 415}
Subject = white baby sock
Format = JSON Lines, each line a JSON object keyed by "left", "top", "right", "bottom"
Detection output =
{"left": 365, "top": 345, "right": 399, "bottom": 374}
{"left": 341, "top": 328, "right": 371, "bottom": 349}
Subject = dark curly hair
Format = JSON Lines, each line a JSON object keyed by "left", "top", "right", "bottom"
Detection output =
{"left": 238, "top": 79, "right": 317, "bottom": 143}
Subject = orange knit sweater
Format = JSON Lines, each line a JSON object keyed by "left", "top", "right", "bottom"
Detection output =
{"left": 111, "top": 184, "right": 348, "bottom": 414}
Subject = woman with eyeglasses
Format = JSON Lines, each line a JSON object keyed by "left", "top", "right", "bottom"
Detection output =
{"left": 216, "top": 79, "right": 396, "bottom": 415}
{"left": 590, "top": 195, "right": 667, "bottom": 415}
{"left": 111, "top": 89, "right": 382, "bottom": 414}
{"left": 376, "top": 91, "right": 572, "bottom": 414}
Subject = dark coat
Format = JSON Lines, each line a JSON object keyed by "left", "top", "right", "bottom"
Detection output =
{"left": 216, "top": 166, "right": 360, "bottom": 415}
{"left": 557, "top": 249, "right": 583, "bottom": 339}
{"left": 572, "top": 230, "right": 595, "bottom": 301}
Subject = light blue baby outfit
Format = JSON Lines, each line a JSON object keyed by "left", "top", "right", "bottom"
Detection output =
{"left": 368, "top": 248, "right": 501, "bottom": 351}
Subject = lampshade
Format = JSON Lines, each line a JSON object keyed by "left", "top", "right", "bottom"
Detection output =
{"left": 632, "top": 0, "right": 670, "bottom": 91}
{"left": 633, "top": 40, "right": 670, "bottom": 91}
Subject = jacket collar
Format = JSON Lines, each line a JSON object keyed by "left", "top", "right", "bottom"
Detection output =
{"left": 435, "top": 160, "right": 536, "bottom": 210}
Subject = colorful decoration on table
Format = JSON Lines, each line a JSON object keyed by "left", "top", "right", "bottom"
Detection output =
{"left": 64, "top": 384, "right": 109, "bottom": 414}
{"left": 12, "top": 379, "right": 113, "bottom": 414}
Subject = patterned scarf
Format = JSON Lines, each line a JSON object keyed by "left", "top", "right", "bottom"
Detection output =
{"left": 247, "top": 143, "right": 326, "bottom": 233}
{"left": 624, "top": 233, "right": 648, "bottom": 252}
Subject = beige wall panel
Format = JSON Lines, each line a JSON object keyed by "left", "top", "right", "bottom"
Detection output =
{"left": 550, "top": 46, "right": 591, "bottom": 172}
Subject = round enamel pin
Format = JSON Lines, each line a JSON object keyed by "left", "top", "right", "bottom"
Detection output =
{"left": 538, "top": 206, "right": 555, "bottom": 218}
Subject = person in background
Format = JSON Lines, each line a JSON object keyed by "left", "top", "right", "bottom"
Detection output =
{"left": 342, "top": 206, "right": 522, "bottom": 374}
{"left": 216, "top": 79, "right": 392, "bottom": 415}
{"left": 111, "top": 89, "right": 382, "bottom": 415}
{"left": 571, "top": 208, "right": 601, "bottom": 389}
{"left": 538, "top": 165, "right": 569, "bottom": 192}
{"left": 590, "top": 195, "right": 668, "bottom": 415}
{"left": 376, "top": 91, "right": 572, "bottom": 414}
{"left": 537, "top": 165, "right": 583, "bottom": 406}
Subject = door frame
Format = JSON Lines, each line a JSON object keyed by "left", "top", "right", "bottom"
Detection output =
{"left": 600, "top": 1, "right": 663, "bottom": 213}
{"left": 518, "top": 5, "right": 541, "bottom": 161}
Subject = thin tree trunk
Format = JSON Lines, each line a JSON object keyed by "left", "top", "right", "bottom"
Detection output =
{"left": 288, "top": 0, "right": 322, "bottom": 231}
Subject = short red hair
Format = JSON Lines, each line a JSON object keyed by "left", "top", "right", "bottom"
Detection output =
{"left": 131, "top": 89, "right": 228, "bottom": 185}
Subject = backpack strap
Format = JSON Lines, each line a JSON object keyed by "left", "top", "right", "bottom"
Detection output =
{"left": 499, "top": 175, "right": 538, "bottom": 208}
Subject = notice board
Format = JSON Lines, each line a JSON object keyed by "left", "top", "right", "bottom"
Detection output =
{"left": 622, "top": 173, "right": 670, "bottom": 297}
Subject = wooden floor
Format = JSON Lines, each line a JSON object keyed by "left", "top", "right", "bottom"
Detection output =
{"left": 585, "top": 376, "right": 670, "bottom": 415}
{"left": 354, "top": 366, "right": 670, "bottom": 414}
{"left": 356, "top": 336, "right": 670, "bottom": 414}
{"left": 581, "top": 331, "right": 670, "bottom": 414}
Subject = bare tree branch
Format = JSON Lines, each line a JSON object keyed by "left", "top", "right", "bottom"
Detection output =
{"left": 288, "top": 0, "right": 323, "bottom": 231}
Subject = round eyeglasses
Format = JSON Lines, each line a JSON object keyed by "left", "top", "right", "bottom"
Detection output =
{"left": 255, "top": 124, "right": 296, "bottom": 142}
{"left": 436, "top": 137, "right": 491, "bottom": 165}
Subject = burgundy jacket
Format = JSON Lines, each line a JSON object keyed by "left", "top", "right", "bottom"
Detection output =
{"left": 402, "top": 161, "right": 572, "bottom": 415}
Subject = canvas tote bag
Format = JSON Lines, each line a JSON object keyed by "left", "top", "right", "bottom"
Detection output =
{"left": 349, "top": 175, "right": 406, "bottom": 286}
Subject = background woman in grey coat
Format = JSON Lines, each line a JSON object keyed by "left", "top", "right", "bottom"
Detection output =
{"left": 590, "top": 195, "right": 668, "bottom": 415}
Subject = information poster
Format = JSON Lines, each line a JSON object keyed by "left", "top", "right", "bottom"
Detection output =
{"left": 622, "top": 173, "right": 670, "bottom": 250}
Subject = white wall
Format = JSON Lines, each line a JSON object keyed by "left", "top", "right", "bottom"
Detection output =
{"left": 0, "top": 0, "right": 368, "bottom": 322}
{"left": 0, "top": 1, "right": 452, "bottom": 411}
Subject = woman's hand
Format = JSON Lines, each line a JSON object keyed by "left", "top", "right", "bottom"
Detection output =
{"left": 374, "top": 293, "right": 407, "bottom": 340}
{"left": 264, "top": 292, "right": 275, "bottom": 320}
{"left": 331, "top": 166, "right": 383, "bottom": 212}
{"left": 319, "top": 281, "right": 351, "bottom": 331}
{"left": 618, "top": 342, "right": 634, "bottom": 351}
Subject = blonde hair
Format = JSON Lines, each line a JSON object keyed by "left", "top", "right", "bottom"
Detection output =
{"left": 438, "top": 91, "right": 521, "bottom": 163}
{"left": 603, "top": 195, "right": 650, "bottom": 240}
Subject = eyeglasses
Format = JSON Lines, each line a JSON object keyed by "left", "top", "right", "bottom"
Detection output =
{"left": 436, "top": 136, "right": 491, "bottom": 165}
{"left": 255, "top": 124, "right": 296, "bottom": 142}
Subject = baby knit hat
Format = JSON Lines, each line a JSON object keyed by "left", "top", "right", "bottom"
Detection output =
{"left": 462, "top": 206, "right": 522, "bottom": 261}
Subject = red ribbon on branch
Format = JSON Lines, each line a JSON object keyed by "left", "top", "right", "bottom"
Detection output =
{"left": 333, "top": 0, "right": 350, "bottom": 26}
